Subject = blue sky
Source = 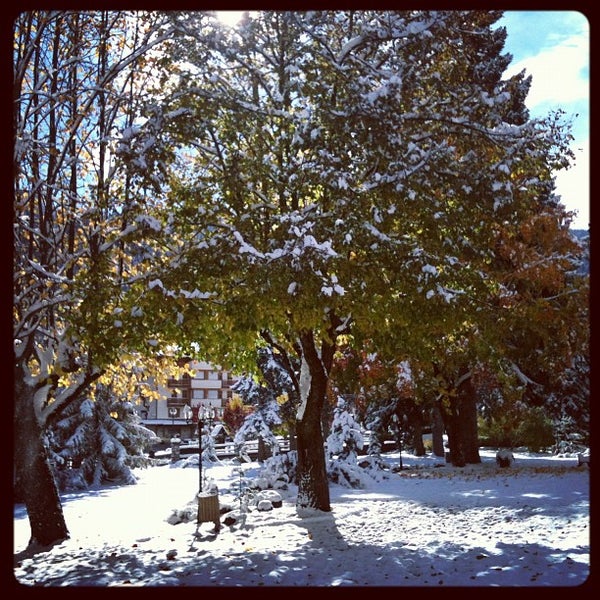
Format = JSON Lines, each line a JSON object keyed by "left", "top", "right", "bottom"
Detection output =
{"left": 498, "top": 10, "right": 590, "bottom": 229}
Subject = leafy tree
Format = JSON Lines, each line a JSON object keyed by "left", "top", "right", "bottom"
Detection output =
{"left": 473, "top": 200, "right": 589, "bottom": 452}
{"left": 222, "top": 394, "right": 253, "bottom": 434}
{"left": 158, "top": 10, "right": 575, "bottom": 511}
{"left": 13, "top": 10, "right": 185, "bottom": 550}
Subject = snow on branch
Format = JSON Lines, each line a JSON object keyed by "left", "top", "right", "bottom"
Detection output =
{"left": 510, "top": 362, "right": 542, "bottom": 389}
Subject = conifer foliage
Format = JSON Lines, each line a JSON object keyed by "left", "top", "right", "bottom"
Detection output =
{"left": 232, "top": 350, "right": 283, "bottom": 462}
{"left": 326, "top": 397, "right": 365, "bottom": 488}
{"left": 47, "top": 384, "right": 156, "bottom": 492}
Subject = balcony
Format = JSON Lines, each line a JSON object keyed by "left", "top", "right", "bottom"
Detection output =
{"left": 166, "top": 377, "right": 191, "bottom": 388}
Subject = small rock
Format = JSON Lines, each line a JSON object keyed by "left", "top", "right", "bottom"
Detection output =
{"left": 257, "top": 499, "right": 273, "bottom": 511}
{"left": 496, "top": 449, "right": 514, "bottom": 468}
{"left": 256, "top": 489, "right": 282, "bottom": 508}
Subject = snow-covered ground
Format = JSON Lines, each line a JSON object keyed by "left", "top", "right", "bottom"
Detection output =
{"left": 13, "top": 449, "right": 589, "bottom": 587}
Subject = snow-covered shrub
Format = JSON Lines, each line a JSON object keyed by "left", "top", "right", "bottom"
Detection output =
{"left": 167, "top": 500, "right": 198, "bottom": 525}
{"left": 258, "top": 451, "right": 297, "bottom": 485}
{"left": 495, "top": 449, "right": 514, "bottom": 468}
{"left": 577, "top": 448, "right": 590, "bottom": 467}
{"left": 326, "top": 397, "right": 369, "bottom": 488}
{"left": 52, "top": 464, "right": 88, "bottom": 493}
{"left": 357, "top": 454, "right": 392, "bottom": 482}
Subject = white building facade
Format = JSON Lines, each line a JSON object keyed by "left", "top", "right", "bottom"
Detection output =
{"left": 138, "top": 360, "right": 239, "bottom": 441}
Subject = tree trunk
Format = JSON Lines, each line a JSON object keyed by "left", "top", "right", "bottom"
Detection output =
{"left": 441, "top": 370, "right": 481, "bottom": 467}
{"left": 295, "top": 331, "right": 331, "bottom": 512}
{"left": 412, "top": 425, "right": 426, "bottom": 456}
{"left": 441, "top": 398, "right": 466, "bottom": 467}
{"left": 458, "top": 377, "right": 481, "bottom": 464}
{"left": 257, "top": 437, "right": 272, "bottom": 463}
{"left": 431, "top": 404, "right": 445, "bottom": 457}
{"left": 410, "top": 407, "right": 425, "bottom": 456}
{"left": 14, "top": 374, "right": 70, "bottom": 549}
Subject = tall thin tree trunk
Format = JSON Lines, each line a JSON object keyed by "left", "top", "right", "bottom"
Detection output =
{"left": 411, "top": 406, "right": 425, "bottom": 456}
{"left": 14, "top": 370, "right": 69, "bottom": 548}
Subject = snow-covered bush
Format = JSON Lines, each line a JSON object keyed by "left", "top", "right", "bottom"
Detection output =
{"left": 233, "top": 374, "right": 282, "bottom": 462}
{"left": 326, "top": 397, "right": 368, "bottom": 488}
{"left": 495, "top": 449, "right": 514, "bottom": 468}
{"left": 357, "top": 455, "right": 392, "bottom": 482}
{"left": 258, "top": 451, "right": 297, "bottom": 485}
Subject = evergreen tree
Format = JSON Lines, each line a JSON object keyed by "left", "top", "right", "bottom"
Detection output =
{"left": 232, "top": 372, "right": 282, "bottom": 462}
{"left": 326, "top": 397, "right": 365, "bottom": 488}
{"left": 256, "top": 344, "right": 301, "bottom": 448}
{"left": 46, "top": 383, "right": 156, "bottom": 490}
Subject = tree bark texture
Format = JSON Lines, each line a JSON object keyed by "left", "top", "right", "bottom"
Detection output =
{"left": 14, "top": 371, "right": 70, "bottom": 549}
{"left": 441, "top": 371, "right": 481, "bottom": 466}
{"left": 431, "top": 404, "right": 446, "bottom": 457}
{"left": 459, "top": 377, "right": 481, "bottom": 464}
{"left": 295, "top": 331, "right": 331, "bottom": 512}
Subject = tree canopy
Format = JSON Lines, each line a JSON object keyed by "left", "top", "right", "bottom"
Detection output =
{"left": 145, "top": 10, "right": 582, "bottom": 506}
{"left": 13, "top": 10, "right": 587, "bottom": 547}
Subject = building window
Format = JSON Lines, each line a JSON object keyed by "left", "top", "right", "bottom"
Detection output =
{"left": 169, "top": 389, "right": 189, "bottom": 402}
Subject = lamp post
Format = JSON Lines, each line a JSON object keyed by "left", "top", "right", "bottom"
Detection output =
{"left": 197, "top": 406, "right": 215, "bottom": 493}
{"left": 182, "top": 405, "right": 192, "bottom": 439}
{"left": 197, "top": 405, "right": 221, "bottom": 532}
{"left": 392, "top": 413, "right": 403, "bottom": 471}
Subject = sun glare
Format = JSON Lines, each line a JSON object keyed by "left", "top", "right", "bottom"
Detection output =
{"left": 215, "top": 11, "right": 245, "bottom": 28}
